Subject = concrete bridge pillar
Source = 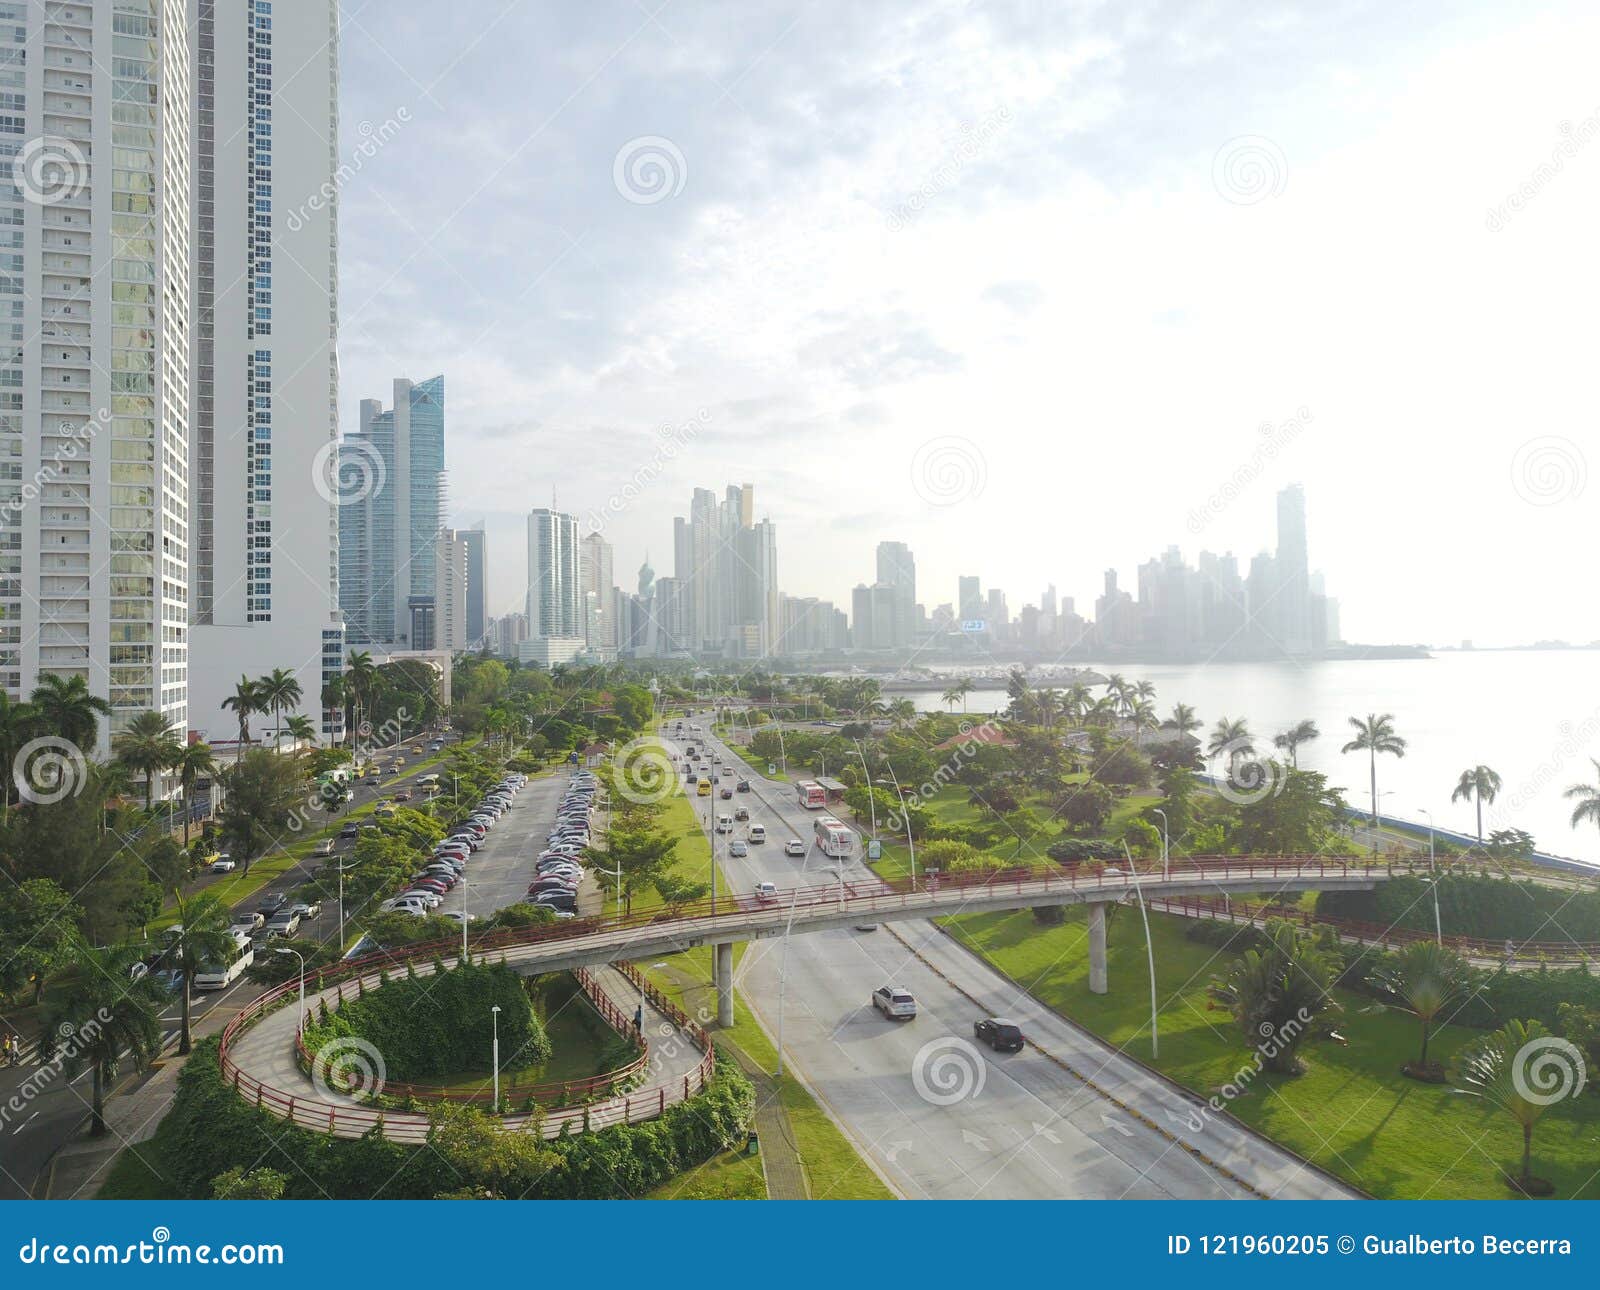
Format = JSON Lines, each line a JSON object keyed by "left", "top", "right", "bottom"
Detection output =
{"left": 714, "top": 941, "right": 734, "bottom": 1027}
{"left": 1087, "top": 902, "right": 1109, "bottom": 995}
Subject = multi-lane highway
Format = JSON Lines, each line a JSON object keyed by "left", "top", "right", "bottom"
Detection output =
{"left": 662, "top": 720, "right": 1359, "bottom": 1201}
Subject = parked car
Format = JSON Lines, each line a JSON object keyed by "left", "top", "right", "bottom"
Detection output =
{"left": 872, "top": 986, "right": 917, "bottom": 1020}
{"left": 230, "top": 911, "right": 264, "bottom": 933}
{"left": 264, "top": 911, "right": 301, "bottom": 938}
{"left": 209, "top": 855, "right": 236, "bottom": 873}
{"left": 973, "top": 1017, "right": 1024, "bottom": 1052}
{"left": 337, "top": 824, "right": 360, "bottom": 841}
{"left": 785, "top": 838, "right": 806, "bottom": 857}
{"left": 290, "top": 901, "right": 322, "bottom": 920}
{"left": 256, "top": 892, "right": 288, "bottom": 917}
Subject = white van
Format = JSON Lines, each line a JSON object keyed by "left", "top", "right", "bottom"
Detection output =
{"left": 716, "top": 815, "right": 733, "bottom": 834}
{"left": 748, "top": 824, "right": 766, "bottom": 844}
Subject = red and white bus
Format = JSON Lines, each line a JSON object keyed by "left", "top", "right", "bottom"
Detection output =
{"left": 813, "top": 814, "right": 854, "bottom": 859}
{"left": 795, "top": 780, "right": 826, "bottom": 810}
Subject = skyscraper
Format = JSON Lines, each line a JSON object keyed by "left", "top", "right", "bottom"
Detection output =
{"left": 337, "top": 376, "right": 446, "bottom": 647}
{"left": 579, "top": 529, "right": 614, "bottom": 658}
{"left": 435, "top": 530, "right": 470, "bottom": 653}
{"left": 958, "top": 576, "right": 983, "bottom": 625}
{"left": 1275, "top": 483, "right": 1312, "bottom": 653}
{"left": 4, "top": 1, "right": 193, "bottom": 753}
{"left": 188, "top": 0, "right": 345, "bottom": 745}
{"left": 525, "top": 507, "right": 582, "bottom": 642}
{"left": 671, "top": 482, "right": 776, "bottom": 657}
{"left": 460, "top": 523, "right": 486, "bottom": 647}
{"left": 875, "top": 541, "right": 916, "bottom": 647}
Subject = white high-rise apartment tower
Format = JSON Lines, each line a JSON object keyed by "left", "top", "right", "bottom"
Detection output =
{"left": 186, "top": 0, "right": 344, "bottom": 748}
{"left": 2, "top": 1, "right": 192, "bottom": 755}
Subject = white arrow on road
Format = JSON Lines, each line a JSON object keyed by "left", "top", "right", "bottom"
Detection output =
{"left": 1031, "top": 1121, "right": 1062, "bottom": 1144}
{"left": 961, "top": 1129, "right": 990, "bottom": 1151}
{"left": 884, "top": 1140, "right": 914, "bottom": 1163}
{"left": 1101, "top": 1113, "right": 1133, "bottom": 1137}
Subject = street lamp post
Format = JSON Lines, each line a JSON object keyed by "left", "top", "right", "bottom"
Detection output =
{"left": 490, "top": 1004, "right": 502, "bottom": 1112}
{"left": 1152, "top": 807, "right": 1170, "bottom": 881}
{"left": 1119, "top": 842, "right": 1159, "bottom": 1059}
{"left": 852, "top": 741, "right": 876, "bottom": 840}
{"left": 1419, "top": 806, "right": 1442, "bottom": 945}
{"left": 879, "top": 764, "right": 917, "bottom": 890}
{"left": 775, "top": 837, "right": 817, "bottom": 1079}
{"left": 276, "top": 948, "right": 306, "bottom": 1032}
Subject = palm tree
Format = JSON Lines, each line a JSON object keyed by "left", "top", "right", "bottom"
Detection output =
{"left": 29, "top": 673, "right": 111, "bottom": 751}
{"left": 284, "top": 714, "right": 317, "bottom": 747}
{"left": 1129, "top": 698, "right": 1160, "bottom": 747}
{"left": 1063, "top": 683, "right": 1092, "bottom": 725}
{"left": 1374, "top": 941, "right": 1472, "bottom": 1071}
{"left": 1565, "top": 759, "right": 1600, "bottom": 849}
{"left": 1273, "top": 719, "right": 1320, "bottom": 769}
{"left": 220, "top": 676, "right": 262, "bottom": 763}
{"left": 1105, "top": 673, "right": 1132, "bottom": 718}
{"left": 320, "top": 675, "right": 346, "bottom": 743}
{"left": 112, "top": 710, "right": 182, "bottom": 811}
{"left": 1207, "top": 920, "right": 1340, "bottom": 1074}
{"left": 1207, "top": 717, "right": 1253, "bottom": 765}
{"left": 1168, "top": 702, "right": 1201, "bottom": 741}
{"left": 940, "top": 685, "right": 963, "bottom": 713}
{"left": 1455, "top": 1018, "right": 1574, "bottom": 1189}
{"left": 257, "top": 667, "right": 304, "bottom": 751}
{"left": 1452, "top": 765, "right": 1503, "bottom": 844}
{"left": 0, "top": 692, "right": 35, "bottom": 817}
{"left": 166, "top": 892, "right": 238, "bottom": 1054}
{"left": 1342, "top": 713, "right": 1407, "bottom": 849}
{"left": 344, "top": 649, "right": 378, "bottom": 746}
{"left": 40, "top": 939, "right": 162, "bottom": 1137}
{"left": 173, "top": 740, "right": 218, "bottom": 845}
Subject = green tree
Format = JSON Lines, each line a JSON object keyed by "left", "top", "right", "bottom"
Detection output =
{"left": 1563, "top": 759, "right": 1600, "bottom": 851}
{"left": 0, "top": 878, "right": 79, "bottom": 1003}
{"left": 166, "top": 892, "right": 238, "bottom": 1054}
{"left": 29, "top": 673, "right": 111, "bottom": 752}
{"left": 211, "top": 1166, "right": 289, "bottom": 1199}
{"left": 173, "top": 740, "right": 218, "bottom": 846}
{"left": 40, "top": 939, "right": 163, "bottom": 1136}
{"left": 424, "top": 1102, "right": 558, "bottom": 1195}
{"left": 257, "top": 667, "right": 305, "bottom": 752}
{"left": 1232, "top": 769, "right": 1347, "bottom": 854}
{"left": 1207, "top": 716, "right": 1253, "bottom": 764}
{"left": 1373, "top": 941, "right": 1474, "bottom": 1073}
{"left": 0, "top": 692, "right": 36, "bottom": 818}
{"left": 1342, "top": 713, "right": 1407, "bottom": 850}
{"left": 1455, "top": 1018, "right": 1576, "bottom": 1190}
{"left": 1168, "top": 702, "right": 1201, "bottom": 741}
{"left": 113, "top": 710, "right": 182, "bottom": 811}
{"left": 221, "top": 676, "right": 262, "bottom": 763}
{"left": 1207, "top": 920, "right": 1341, "bottom": 1074}
{"left": 215, "top": 749, "right": 304, "bottom": 876}
{"left": 284, "top": 714, "right": 317, "bottom": 747}
{"left": 1272, "top": 719, "right": 1320, "bottom": 768}
{"left": 1452, "top": 764, "right": 1503, "bottom": 845}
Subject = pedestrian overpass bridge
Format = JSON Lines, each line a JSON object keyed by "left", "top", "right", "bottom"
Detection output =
{"left": 218, "top": 856, "right": 1402, "bottom": 1140}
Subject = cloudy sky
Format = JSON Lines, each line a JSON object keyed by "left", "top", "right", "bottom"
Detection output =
{"left": 334, "top": 1, "right": 1597, "bottom": 647}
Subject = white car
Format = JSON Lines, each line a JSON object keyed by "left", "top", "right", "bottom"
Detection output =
{"left": 785, "top": 839, "right": 805, "bottom": 857}
{"left": 872, "top": 986, "right": 917, "bottom": 1020}
{"left": 754, "top": 881, "right": 778, "bottom": 904}
{"left": 209, "top": 855, "right": 236, "bottom": 873}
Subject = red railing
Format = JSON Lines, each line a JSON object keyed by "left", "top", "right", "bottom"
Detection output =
{"left": 1152, "top": 893, "right": 1600, "bottom": 963}
{"left": 218, "top": 854, "right": 1397, "bottom": 1140}
{"left": 287, "top": 965, "right": 651, "bottom": 1107}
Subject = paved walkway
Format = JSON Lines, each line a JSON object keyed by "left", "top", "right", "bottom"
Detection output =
{"left": 223, "top": 952, "right": 710, "bottom": 1142}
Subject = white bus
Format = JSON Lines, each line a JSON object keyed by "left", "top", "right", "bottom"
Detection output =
{"left": 795, "top": 780, "right": 826, "bottom": 810}
{"left": 813, "top": 814, "right": 854, "bottom": 859}
{"left": 194, "top": 930, "right": 254, "bottom": 991}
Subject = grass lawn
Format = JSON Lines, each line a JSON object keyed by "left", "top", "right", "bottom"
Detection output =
{"left": 939, "top": 904, "right": 1600, "bottom": 1199}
